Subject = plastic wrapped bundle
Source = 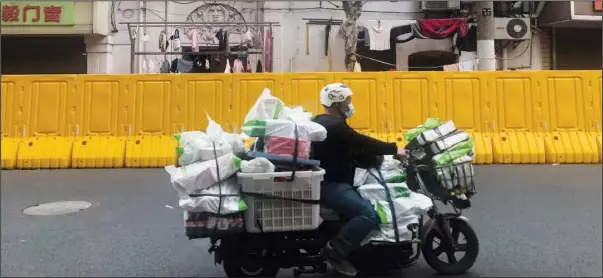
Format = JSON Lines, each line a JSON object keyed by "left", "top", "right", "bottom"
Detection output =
{"left": 165, "top": 153, "right": 242, "bottom": 199}
{"left": 179, "top": 177, "right": 248, "bottom": 214}
{"left": 358, "top": 183, "right": 433, "bottom": 244}
{"left": 184, "top": 211, "right": 244, "bottom": 239}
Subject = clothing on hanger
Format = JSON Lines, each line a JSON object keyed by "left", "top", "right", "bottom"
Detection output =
{"left": 216, "top": 29, "right": 228, "bottom": 51}
{"left": 171, "top": 29, "right": 181, "bottom": 51}
{"left": 244, "top": 29, "right": 254, "bottom": 48}
{"left": 188, "top": 29, "right": 199, "bottom": 52}
{"left": 224, "top": 58, "right": 232, "bottom": 73}
{"left": 232, "top": 59, "right": 244, "bottom": 73}
{"left": 252, "top": 28, "right": 263, "bottom": 49}
{"left": 390, "top": 24, "right": 415, "bottom": 44}
{"left": 455, "top": 25, "right": 477, "bottom": 52}
{"left": 256, "top": 60, "right": 263, "bottom": 73}
{"left": 170, "top": 58, "right": 178, "bottom": 73}
{"left": 367, "top": 20, "right": 398, "bottom": 51}
{"left": 177, "top": 58, "right": 194, "bottom": 73}
{"left": 160, "top": 60, "right": 171, "bottom": 73}
{"left": 245, "top": 58, "right": 252, "bottom": 72}
{"left": 264, "top": 30, "right": 271, "bottom": 72}
{"left": 414, "top": 18, "right": 469, "bottom": 40}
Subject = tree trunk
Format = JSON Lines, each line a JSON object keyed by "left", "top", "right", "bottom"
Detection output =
{"left": 342, "top": 1, "right": 363, "bottom": 72}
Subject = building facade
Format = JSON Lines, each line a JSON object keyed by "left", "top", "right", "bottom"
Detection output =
{"left": 1, "top": 1, "right": 599, "bottom": 74}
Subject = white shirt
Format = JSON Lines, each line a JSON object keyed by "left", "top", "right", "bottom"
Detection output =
{"left": 366, "top": 20, "right": 397, "bottom": 51}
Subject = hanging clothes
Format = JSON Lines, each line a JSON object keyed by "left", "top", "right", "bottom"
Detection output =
{"left": 171, "top": 29, "right": 181, "bottom": 51}
{"left": 177, "top": 58, "right": 194, "bottom": 73}
{"left": 264, "top": 30, "right": 271, "bottom": 72}
{"left": 187, "top": 29, "right": 199, "bottom": 52}
{"left": 256, "top": 60, "right": 263, "bottom": 73}
{"left": 353, "top": 61, "right": 362, "bottom": 72}
{"left": 232, "top": 59, "right": 244, "bottom": 73}
{"left": 216, "top": 29, "right": 228, "bottom": 51}
{"left": 170, "top": 58, "right": 178, "bottom": 73}
{"left": 224, "top": 59, "right": 232, "bottom": 73}
{"left": 414, "top": 18, "right": 469, "bottom": 40}
{"left": 245, "top": 58, "right": 252, "bottom": 72}
{"left": 160, "top": 60, "right": 171, "bottom": 73}
{"left": 390, "top": 24, "right": 415, "bottom": 44}
{"left": 366, "top": 20, "right": 398, "bottom": 51}
{"left": 455, "top": 25, "right": 477, "bottom": 52}
{"left": 244, "top": 29, "right": 254, "bottom": 48}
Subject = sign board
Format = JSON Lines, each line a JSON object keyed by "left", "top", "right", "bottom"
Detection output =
{"left": 1, "top": 1, "right": 75, "bottom": 25}
{"left": 595, "top": 0, "right": 603, "bottom": 11}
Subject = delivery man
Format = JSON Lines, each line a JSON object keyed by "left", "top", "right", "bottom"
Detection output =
{"left": 311, "top": 83, "right": 407, "bottom": 276}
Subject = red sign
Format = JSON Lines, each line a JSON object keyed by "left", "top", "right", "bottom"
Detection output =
{"left": 2, "top": 4, "right": 63, "bottom": 23}
{"left": 595, "top": 0, "right": 602, "bottom": 11}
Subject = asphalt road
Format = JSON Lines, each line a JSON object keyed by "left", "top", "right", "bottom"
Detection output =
{"left": 1, "top": 165, "right": 601, "bottom": 277}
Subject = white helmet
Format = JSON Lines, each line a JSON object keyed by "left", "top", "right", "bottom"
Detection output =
{"left": 319, "top": 83, "right": 354, "bottom": 107}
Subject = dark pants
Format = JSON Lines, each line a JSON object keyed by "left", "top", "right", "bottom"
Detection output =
{"left": 321, "top": 182, "right": 380, "bottom": 258}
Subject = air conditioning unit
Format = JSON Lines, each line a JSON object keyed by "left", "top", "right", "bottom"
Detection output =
{"left": 494, "top": 17, "right": 531, "bottom": 40}
{"left": 420, "top": 1, "right": 461, "bottom": 10}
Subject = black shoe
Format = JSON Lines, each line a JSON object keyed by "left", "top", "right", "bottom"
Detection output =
{"left": 322, "top": 242, "right": 358, "bottom": 277}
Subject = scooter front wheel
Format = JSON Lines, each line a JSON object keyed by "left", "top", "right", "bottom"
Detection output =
{"left": 422, "top": 217, "right": 479, "bottom": 275}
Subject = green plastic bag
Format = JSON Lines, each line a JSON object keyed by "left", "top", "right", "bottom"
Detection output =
{"left": 432, "top": 137, "right": 474, "bottom": 165}
{"left": 405, "top": 118, "right": 442, "bottom": 141}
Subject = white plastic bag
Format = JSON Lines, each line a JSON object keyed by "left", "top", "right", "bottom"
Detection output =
{"left": 358, "top": 183, "right": 433, "bottom": 218}
{"left": 165, "top": 153, "right": 242, "bottom": 198}
{"left": 178, "top": 177, "right": 247, "bottom": 214}
{"left": 359, "top": 183, "right": 433, "bottom": 244}
{"left": 364, "top": 168, "right": 406, "bottom": 184}
{"left": 354, "top": 168, "right": 370, "bottom": 187}
{"left": 362, "top": 214, "right": 421, "bottom": 244}
{"left": 241, "top": 157, "right": 275, "bottom": 173}
{"left": 175, "top": 115, "right": 246, "bottom": 165}
{"left": 242, "top": 89, "right": 286, "bottom": 136}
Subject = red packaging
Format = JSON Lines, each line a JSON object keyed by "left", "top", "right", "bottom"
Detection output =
{"left": 265, "top": 136, "right": 311, "bottom": 159}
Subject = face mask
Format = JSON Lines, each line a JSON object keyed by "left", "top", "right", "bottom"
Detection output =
{"left": 344, "top": 104, "right": 355, "bottom": 118}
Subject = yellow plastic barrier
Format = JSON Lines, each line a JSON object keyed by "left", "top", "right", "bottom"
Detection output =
{"left": 0, "top": 71, "right": 601, "bottom": 169}
{"left": 489, "top": 72, "right": 546, "bottom": 164}
{"left": 540, "top": 71, "right": 600, "bottom": 163}
{"left": 0, "top": 139, "right": 20, "bottom": 169}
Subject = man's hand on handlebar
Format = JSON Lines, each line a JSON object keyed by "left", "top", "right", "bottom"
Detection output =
{"left": 397, "top": 147, "right": 407, "bottom": 158}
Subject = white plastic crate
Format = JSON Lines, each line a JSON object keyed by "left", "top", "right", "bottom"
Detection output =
{"left": 238, "top": 167, "right": 325, "bottom": 233}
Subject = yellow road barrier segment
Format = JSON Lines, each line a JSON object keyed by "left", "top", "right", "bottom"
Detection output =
{"left": 72, "top": 136, "right": 126, "bottom": 168}
{"left": 1, "top": 139, "right": 20, "bottom": 169}
{"left": 0, "top": 71, "right": 601, "bottom": 169}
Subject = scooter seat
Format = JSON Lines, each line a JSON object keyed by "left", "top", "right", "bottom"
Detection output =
{"left": 320, "top": 207, "right": 340, "bottom": 221}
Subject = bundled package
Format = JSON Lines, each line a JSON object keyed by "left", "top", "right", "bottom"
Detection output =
{"left": 354, "top": 156, "right": 407, "bottom": 187}
{"left": 357, "top": 183, "right": 433, "bottom": 244}
{"left": 179, "top": 177, "right": 248, "bottom": 214}
{"left": 242, "top": 89, "right": 327, "bottom": 159}
{"left": 174, "top": 115, "right": 246, "bottom": 166}
{"left": 165, "top": 153, "right": 242, "bottom": 199}
{"left": 404, "top": 118, "right": 476, "bottom": 199}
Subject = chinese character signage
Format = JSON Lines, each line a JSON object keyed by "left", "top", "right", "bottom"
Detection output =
{"left": 1, "top": 1, "right": 74, "bottom": 25}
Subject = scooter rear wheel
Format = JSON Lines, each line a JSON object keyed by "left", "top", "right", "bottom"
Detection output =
{"left": 422, "top": 217, "right": 479, "bottom": 275}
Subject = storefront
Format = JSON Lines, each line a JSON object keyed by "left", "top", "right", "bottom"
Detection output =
{"left": 1, "top": 1, "right": 110, "bottom": 74}
{"left": 538, "top": 1, "right": 602, "bottom": 70}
